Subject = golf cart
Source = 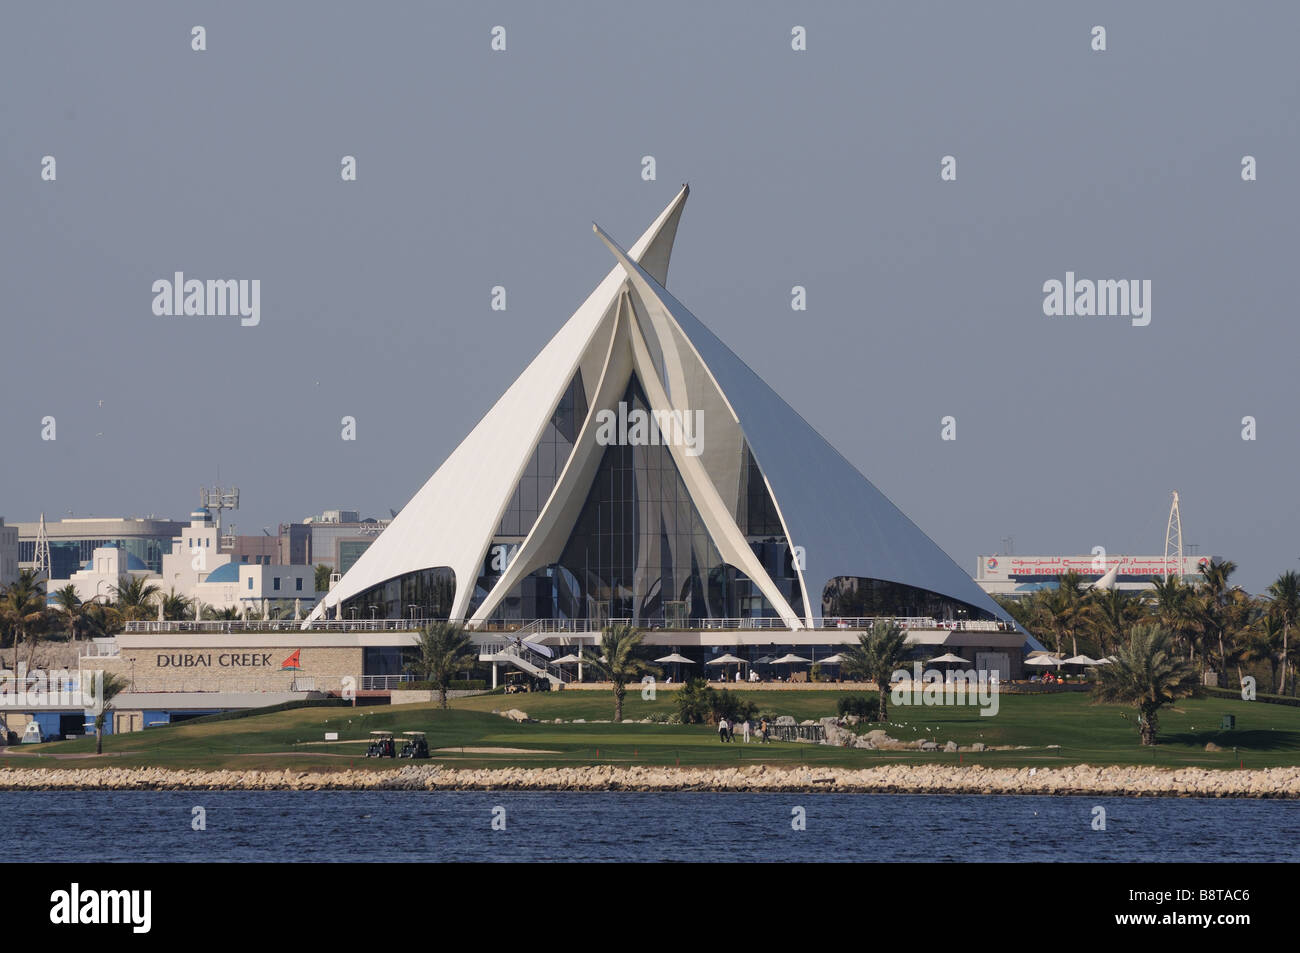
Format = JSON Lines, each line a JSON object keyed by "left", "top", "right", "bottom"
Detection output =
{"left": 398, "top": 731, "right": 430, "bottom": 759}
{"left": 365, "top": 730, "right": 395, "bottom": 758}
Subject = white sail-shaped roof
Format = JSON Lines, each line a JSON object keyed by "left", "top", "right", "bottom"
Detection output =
{"left": 306, "top": 187, "right": 690, "bottom": 623}
{"left": 308, "top": 187, "right": 1013, "bottom": 629}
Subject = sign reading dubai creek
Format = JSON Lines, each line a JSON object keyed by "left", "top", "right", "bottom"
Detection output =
{"left": 156, "top": 652, "right": 276, "bottom": 668}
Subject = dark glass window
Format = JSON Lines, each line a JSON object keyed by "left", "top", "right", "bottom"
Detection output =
{"left": 488, "top": 375, "right": 792, "bottom": 626}
{"left": 341, "top": 567, "right": 456, "bottom": 620}
{"left": 822, "top": 576, "right": 994, "bottom": 622}
{"left": 496, "top": 372, "right": 587, "bottom": 538}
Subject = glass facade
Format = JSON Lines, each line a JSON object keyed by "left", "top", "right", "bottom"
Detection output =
{"left": 484, "top": 376, "right": 799, "bottom": 626}
{"left": 496, "top": 372, "right": 587, "bottom": 538}
{"left": 340, "top": 567, "right": 455, "bottom": 621}
{"left": 822, "top": 576, "right": 995, "bottom": 621}
{"left": 21, "top": 537, "right": 173, "bottom": 578}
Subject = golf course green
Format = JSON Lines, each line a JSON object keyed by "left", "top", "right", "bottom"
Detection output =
{"left": 4, "top": 689, "right": 1299, "bottom": 774}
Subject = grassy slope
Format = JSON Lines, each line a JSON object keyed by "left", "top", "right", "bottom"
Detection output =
{"left": 5, "top": 690, "right": 1298, "bottom": 773}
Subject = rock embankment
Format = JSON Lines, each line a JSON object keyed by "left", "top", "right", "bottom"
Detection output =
{"left": 0, "top": 763, "right": 1297, "bottom": 797}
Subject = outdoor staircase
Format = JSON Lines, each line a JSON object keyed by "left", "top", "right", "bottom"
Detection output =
{"left": 483, "top": 642, "right": 569, "bottom": 688}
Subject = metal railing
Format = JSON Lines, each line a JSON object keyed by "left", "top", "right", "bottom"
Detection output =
{"left": 360, "top": 674, "right": 415, "bottom": 691}
{"left": 80, "top": 639, "right": 120, "bottom": 657}
{"left": 483, "top": 643, "right": 573, "bottom": 685}
{"left": 123, "top": 615, "right": 1017, "bottom": 635}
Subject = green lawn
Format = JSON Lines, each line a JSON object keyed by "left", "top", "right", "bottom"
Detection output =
{"left": 7, "top": 689, "right": 1300, "bottom": 773}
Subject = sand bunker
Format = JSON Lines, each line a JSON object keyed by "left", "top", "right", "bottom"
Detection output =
{"left": 434, "top": 746, "right": 560, "bottom": 755}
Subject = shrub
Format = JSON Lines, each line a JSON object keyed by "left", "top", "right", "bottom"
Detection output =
{"left": 837, "top": 695, "right": 880, "bottom": 719}
{"left": 675, "top": 679, "right": 758, "bottom": 724}
{"left": 400, "top": 679, "right": 488, "bottom": 692}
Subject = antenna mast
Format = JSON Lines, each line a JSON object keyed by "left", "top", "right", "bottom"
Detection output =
{"left": 200, "top": 485, "right": 240, "bottom": 541}
{"left": 1164, "top": 491, "right": 1183, "bottom": 579}
{"left": 33, "top": 513, "right": 51, "bottom": 582}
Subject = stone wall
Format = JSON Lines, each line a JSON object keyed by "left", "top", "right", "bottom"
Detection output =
{"left": 82, "top": 646, "right": 363, "bottom": 693}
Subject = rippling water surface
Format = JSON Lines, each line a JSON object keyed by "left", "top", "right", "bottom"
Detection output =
{"left": 7, "top": 791, "right": 1296, "bottom": 862}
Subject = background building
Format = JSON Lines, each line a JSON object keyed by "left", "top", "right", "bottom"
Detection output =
{"left": 0, "top": 518, "right": 19, "bottom": 586}
{"left": 974, "top": 554, "right": 1213, "bottom": 599}
{"left": 278, "top": 509, "right": 390, "bottom": 574}
{"left": 17, "top": 516, "right": 186, "bottom": 579}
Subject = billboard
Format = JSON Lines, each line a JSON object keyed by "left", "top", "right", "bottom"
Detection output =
{"left": 976, "top": 555, "right": 1210, "bottom": 580}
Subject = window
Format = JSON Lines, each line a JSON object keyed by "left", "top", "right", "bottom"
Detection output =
{"left": 273, "top": 577, "right": 281, "bottom": 591}
{"left": 247, "top": 577, "right": 253, "bottom": 590}
{"left": 295, "top": 578, "right": 303, "bottom": 591}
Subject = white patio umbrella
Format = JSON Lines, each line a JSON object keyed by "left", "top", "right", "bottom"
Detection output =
{"left": 551, "top": 653, "right": 583, "bottom": 665}
{"left": 771, "top": 653, "right": 810, "bottom": 682}
{"left": 927, "top": 653, "right": 968, "bottom": 664}
{"left": 818, "top": 653, "right": 845, "bottom": 665}
{"left": 294, "top": 598, "right": 302, "bottom": 621}
{"left": 655, "top": 652, "right": 694, "bottom": 682}
{"left": 1023, "top": 655, "right": 1063, "bottom": 667}
{"left": 1062, "top": 654, "right": 1100, "bottom": 666}
{"left": 705, "top": 653, "right": 745, "bottom": 681}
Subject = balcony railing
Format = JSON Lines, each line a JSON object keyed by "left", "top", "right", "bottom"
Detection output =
{"left": 122, "top": 615, "right": 1017, "bottom": 635}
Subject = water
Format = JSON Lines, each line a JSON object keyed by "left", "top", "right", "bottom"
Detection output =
{"left": 8, "top": 790, "right": 1297, "bottom": 862}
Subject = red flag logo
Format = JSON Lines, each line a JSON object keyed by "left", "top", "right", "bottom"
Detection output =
{"left": 281, "top": 649, "right": 302, "bottom": 671}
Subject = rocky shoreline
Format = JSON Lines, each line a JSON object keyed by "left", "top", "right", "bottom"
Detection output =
{"left": 1, "top": 763, "right": 1298, "bottom": 798}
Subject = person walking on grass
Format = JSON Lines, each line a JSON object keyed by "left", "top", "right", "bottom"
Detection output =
{"left": 742, "top": 718, "right": 751, "bottom": 743}
{"left": 718, "top": 717, "right": 729, "bottom": 743}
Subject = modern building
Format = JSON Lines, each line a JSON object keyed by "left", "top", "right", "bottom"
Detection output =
{"left": 276, "top": 510, "right": 390, "bottom": 573}
{"left": 227, "top": 534, "right": 279, "bottom": 566}
{"left": 62, "top": 544, "right": 157, "bottom": 604}
{"left": 191, "top": 562, "right": 319, "bottom": 616}
{"left": 974, "top": 554, "right": 1214, "bottom": 600}
{"left": 16, "top": 516, "right": 187, "bottom": 579}
{"left": 54, "top": 187, "right": 1032, "bottom": 734}
{"left": 159, "top": 509, "right": 235, "bottom": 594}
{"left": 308, "top": 187, "right": 1016, "bottom": 642}
{"left": 0, "top": 518, "right": 18, "bottom": 587}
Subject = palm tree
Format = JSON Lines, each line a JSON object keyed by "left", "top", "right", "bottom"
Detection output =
{"left": 1034, "top": 573, "right": 1088, "bottom": 657}
{"left": 578, "top": 622, "right": 657, "bottom": 722}
{"left": 409, "top": 621, "right": 478, "bottom": 708}
{"left": 1087, "top": 587, "right": 1139, "bottom": 657}
{"left": 1240, "top": 610, "right": 1284, "bottom": 695}
{"left": 1267, "top": 570, "right": 1300, "bottom": 695}
{"left": 50, "top": 584, "right": 92, "bottom": 642}
{"left": 109, "top": 575, "right": 162, "bottom": 622}
{"left": 1196, "top": 558, "right": 1241, "bottom": 682}
{"left": 314, "top": 564, "right": 333, "bottom": 594}
{"left": 82, "top": 600, "right": 124, "bottom": 637}
{"left": 1093, "top": 624, "right": 1200, "bottom": 745}
{"left": 89, "top": 672, "right": 129, "bottom": 755}
{"left": 160, "top": 588, "right": 193, "bottom": 621}
{"left": 1, "top": 570, "right": 49, "bottom": 670}
{"left": 839, "top": 619, "right": 911, "bottom": 722}
{"left": 1144, "top": 575, "right": 1198, "bottom": 661}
